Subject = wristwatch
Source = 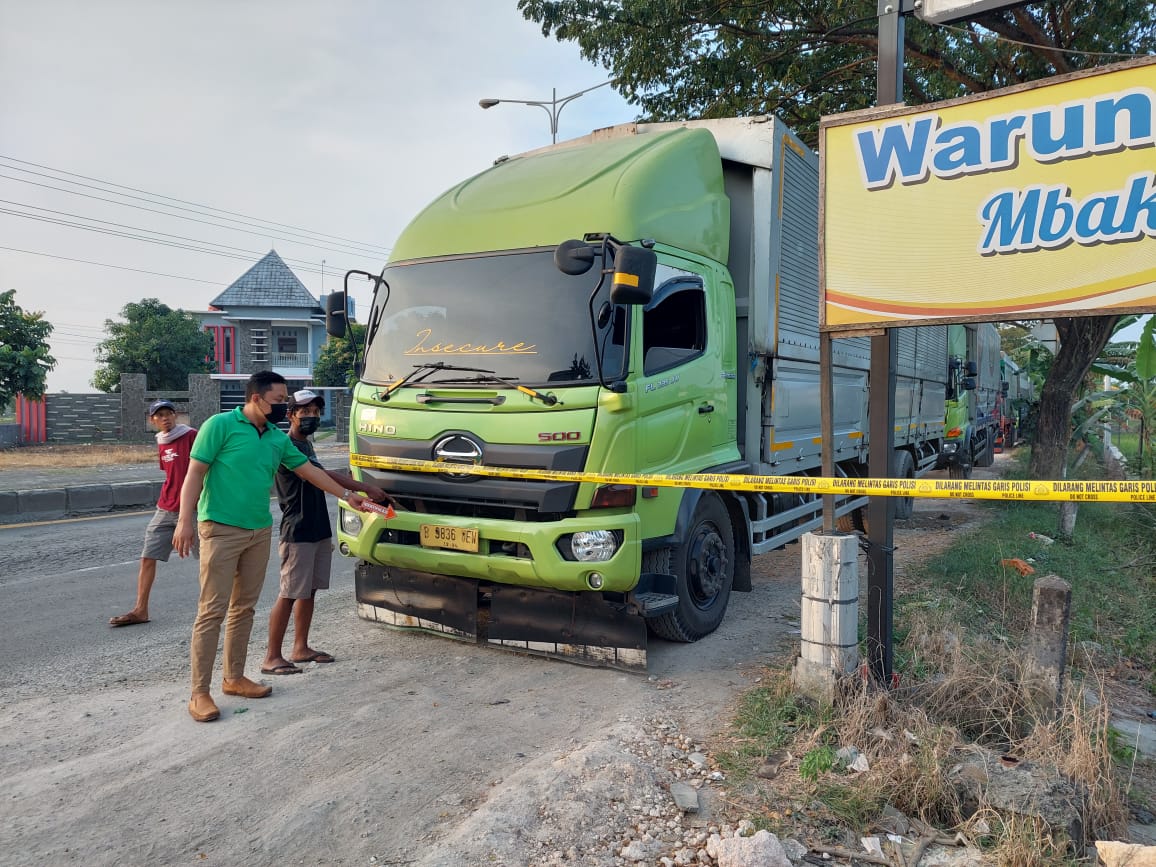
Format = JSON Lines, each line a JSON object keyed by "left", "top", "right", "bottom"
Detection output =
{"left": 341, "top": 488, "right": 353, "bottom": 502}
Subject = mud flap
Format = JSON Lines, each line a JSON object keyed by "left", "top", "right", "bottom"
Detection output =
{"left": 355, "top": 562, "right": 649, "bottom": 673}
{"left": 488, "top": 586, "right": 648, "bottom": 673}
{"left": 355, "top": 562, "right": 478, "bottom": 640}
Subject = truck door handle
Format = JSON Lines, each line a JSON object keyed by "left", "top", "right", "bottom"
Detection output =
{"left": 698, "top": 404, "right": 715, "bottom": 414}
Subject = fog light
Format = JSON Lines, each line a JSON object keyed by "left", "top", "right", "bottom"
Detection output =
{"left": 587, "top": 572, "right": 604, "bottom": 590}
{"left": 571, "top": 530, "right": 618, "bottom": 562}
{"left": 339, "top": 542, "right": 352, "bottom": 556}
{"left": 341, "top": 510, "right": 363, "bottom": 535}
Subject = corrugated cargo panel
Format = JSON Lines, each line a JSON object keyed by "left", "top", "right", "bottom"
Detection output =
{"left": 776, "top": 143, "right": 819, "bottom": 356}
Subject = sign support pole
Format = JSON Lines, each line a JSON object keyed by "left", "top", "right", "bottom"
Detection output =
{"left": 865, "top": 0, "right": 908, "bottom": 685}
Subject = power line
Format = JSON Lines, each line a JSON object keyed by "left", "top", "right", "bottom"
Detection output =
{"left": 0, "top": 171, "right": 385, "bottom": 263}
{"left": 0, "top": 198, "right": 354, "bottom": 275}
{"left": 932, "top": 21, "right": 1150, "bottom": 58}
{"left": 0, "top": 154, "right": 393, "bottom": 257}
{"left": 0, "top": 207, "right": 341, "bottom": 278}
{"left": 0, "top": 244, "right": 226, "bottom": 284}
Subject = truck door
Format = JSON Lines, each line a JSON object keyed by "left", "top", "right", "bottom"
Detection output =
{"left": 635, "top": 274, "right": 723, "bottom": 473}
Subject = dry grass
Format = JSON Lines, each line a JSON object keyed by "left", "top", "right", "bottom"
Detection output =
{"left": 0, "top": 443, "right": 155, "bottom": 469}
{"left": 719, "top": 612, "right": 1131, "bottom": 865}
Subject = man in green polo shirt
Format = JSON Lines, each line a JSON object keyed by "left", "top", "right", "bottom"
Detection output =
{"left": 173, "top": 371, "right": 374, "bottom": 723}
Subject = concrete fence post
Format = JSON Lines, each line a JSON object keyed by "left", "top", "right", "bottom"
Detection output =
{"left": 793, "top": 531, "right": 859, "bottom": 702}
{"left": 1027, "top": 574, "right": 1071, "bottom": 714}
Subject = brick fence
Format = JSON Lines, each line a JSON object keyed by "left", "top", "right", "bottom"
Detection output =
{"left": 10, "top": 376, "right": 355, "bottom": 446}
{"left": 44, "top": 393, "right": 122, "bottom": 443}
{"left": 20, "top": 374, "right": 220, "bottom": 445}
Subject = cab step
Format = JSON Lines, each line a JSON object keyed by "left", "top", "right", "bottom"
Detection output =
{"left": 633, "top": 592, "right": 679, "bottom": 616}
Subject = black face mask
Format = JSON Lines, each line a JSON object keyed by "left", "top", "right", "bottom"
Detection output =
{"left": 298, "top": 417, "right": 321, "bottom": 436}
{"left": 264, "top": 402, "right": 289, "bottom": 425}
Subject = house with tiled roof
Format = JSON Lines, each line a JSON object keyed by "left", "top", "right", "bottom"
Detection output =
{"left": 194, "top": 249, "right": 329, "bottom": 409}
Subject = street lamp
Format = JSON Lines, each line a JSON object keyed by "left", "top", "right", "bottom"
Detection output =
{"left": 478, "top": 79, "right": 614, "bottom": 144}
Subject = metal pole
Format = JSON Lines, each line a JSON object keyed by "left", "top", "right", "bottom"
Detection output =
{"left": 551, "top": 87, "right": 558, "bottom": 143}
{"left": 865, "top": 0, "right": 905, "bottom": 685}
{"left": 820, "top": 331, "right": 835, "bottom": 532}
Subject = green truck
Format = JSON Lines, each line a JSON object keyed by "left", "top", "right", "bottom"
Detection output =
{"left": 938, "top": 323, "right": 1002, "bottom": 478}
{"left": 327, "top": 118, "right": 949, "bottom": 671}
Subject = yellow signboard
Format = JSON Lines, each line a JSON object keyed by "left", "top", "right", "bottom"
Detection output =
{"left": 820, "top": 57, "right": 1156, "bottom": 331}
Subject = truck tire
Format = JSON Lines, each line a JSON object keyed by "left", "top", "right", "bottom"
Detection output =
{"left": 646, "top": 494, "right": 735, "bottom": 642}
{"left": 893, "top": 450, "right": 916, "bottom": 520}
{"left": 975, "top": 430, "right": 995, "bottom": 467}
{"left": 948, "top": 441, "right": 973, "bottom": 480}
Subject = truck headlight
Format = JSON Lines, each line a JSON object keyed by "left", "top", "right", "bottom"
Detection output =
{"left": 570, "top": 530, "right": 618, "bottom": 562}
{"left": 341, "top": 509, "right": 363, "bottom": 535}
{"left": 942, "top": 442, "right": 958, "bottom": 455}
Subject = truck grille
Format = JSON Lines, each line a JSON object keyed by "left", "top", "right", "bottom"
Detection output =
{"left": 354, "top": 433, "right": 587, "bottom": 520}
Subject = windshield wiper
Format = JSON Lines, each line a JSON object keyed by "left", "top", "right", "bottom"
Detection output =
{"left": 426, "top": 363, "right": 561, "bottom": 406}
{"left": 377, "top": 362, "right": 457, "bottom": 401}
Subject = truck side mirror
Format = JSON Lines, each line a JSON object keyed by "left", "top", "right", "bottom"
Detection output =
{"left": 962, "top": 376, "right": 977, "bottom": 391}
{"left": 554, "top": 240, "right": 596, "bottom": 275}
{"left": 965, "top": 360, "right": 978, "bottom": 376}
{"left": 1001, "top": 381, "right": 1010, "bottom": 395}
{"left": 609, "top": 245, "right": 656, "bottom": 306}
{"left": 326, "top": 291, "right": 348, "bottom": 338}
{"left": 948, "top": 358, "right": 962, "bottom": 371}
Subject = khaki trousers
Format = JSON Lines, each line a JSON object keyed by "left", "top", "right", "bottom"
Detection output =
{"left": 190, "top": 521, "right": 272, "bottom": 694}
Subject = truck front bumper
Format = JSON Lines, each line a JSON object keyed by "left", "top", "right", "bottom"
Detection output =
{"left": 336, "top": 505, "right": 642, "bottom": 593}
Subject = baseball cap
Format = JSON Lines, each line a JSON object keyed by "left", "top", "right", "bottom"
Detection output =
{"left": 289, "top": 389, "right": 324, "bottom": 409}
{"left": 149, "top": 399, "right": 177, "bottom": 415}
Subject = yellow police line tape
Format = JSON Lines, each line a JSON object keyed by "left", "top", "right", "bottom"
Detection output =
{"left": 350, "top": 454, "right": 1156, "bottom": 504}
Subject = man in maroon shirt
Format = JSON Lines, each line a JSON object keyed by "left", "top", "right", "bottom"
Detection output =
{"left": 109, "top": 400, "right": 198, "bottom": 627}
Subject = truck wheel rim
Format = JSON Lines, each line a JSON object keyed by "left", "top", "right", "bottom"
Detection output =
{"left": 687, "top": 525, "right": 727, "bottom": 607}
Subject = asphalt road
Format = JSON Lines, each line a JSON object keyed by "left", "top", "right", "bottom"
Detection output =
{"left": 0, "top": 503, "right": 797, "bottom": 865}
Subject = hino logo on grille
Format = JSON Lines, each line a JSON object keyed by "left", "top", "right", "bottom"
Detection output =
{"left": 433, "top": 434, "right": 484, "bottom": 480}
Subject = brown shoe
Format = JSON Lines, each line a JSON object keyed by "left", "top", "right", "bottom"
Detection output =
{"left": 188, "top": 693, "right": 220, "bottom": 722}
{"left": 221, "top": 676, "right": 272, "bottom": 699}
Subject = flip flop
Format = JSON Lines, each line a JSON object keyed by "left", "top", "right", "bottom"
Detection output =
{"left": 260, "top": 663, "right": 303, "bottom": 675}
{"left": 291, "top": 651, "right": 336, "bottom": 664}
{"left": 109, "top": 613, "right": 150, "bottom": 627}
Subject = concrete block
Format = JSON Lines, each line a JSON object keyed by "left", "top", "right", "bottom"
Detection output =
{"left": 18, "top": 488, "right": 67, "bottom": 519}
{"left": 1110, "top": 718, "right": 1156, "bottom": 759}
{"left": 111, "top": 481, "right": 156, "bottom": 508}
{"left": 67, "top": 484, "right": 114, "bottom": 514}
{"left": 0, "top": 490, "right": 19, "bottom": 522}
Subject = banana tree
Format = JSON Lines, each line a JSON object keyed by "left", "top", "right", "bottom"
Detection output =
{"left": 1093, "top": 317, "right": 1156, "bottom": 478}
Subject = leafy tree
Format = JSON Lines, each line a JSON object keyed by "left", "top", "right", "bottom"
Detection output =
{"left": 92, "top": 299, "right": 212, "bottom": 393}
{"left": 520, "top": 0, "right": 1154, "bottom": 147}
{"left": 313, "top": 323, "right": 366, "bottom": 389}
{"left": 0, "top": 289, "right": 56, "bottom": 409}
{"left": 521, "top": 0, "right": 1156, "bottom": 479}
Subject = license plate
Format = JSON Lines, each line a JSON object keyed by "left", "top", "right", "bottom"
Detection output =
{"left": 419, "top": 524, "right": 479, "bottom": 553}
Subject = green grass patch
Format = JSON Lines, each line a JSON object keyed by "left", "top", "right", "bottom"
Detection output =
{"left": 909, "top": 499, "right": 1156, "bottom": 668}
{"left": 814, "top": 780, "right": 886, "bottom": 830}
{"left": 715, "top": 675, "right": 831, "bottom": 781}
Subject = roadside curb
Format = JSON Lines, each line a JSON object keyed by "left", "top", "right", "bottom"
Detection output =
{"left": 0, "top": 480, "right": 164, "bottom": 525}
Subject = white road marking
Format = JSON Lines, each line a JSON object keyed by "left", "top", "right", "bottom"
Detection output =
{"left": 75, "top": 560, "right": 138, "bottom": 573}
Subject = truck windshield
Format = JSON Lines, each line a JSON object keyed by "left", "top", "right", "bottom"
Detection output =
{"left": 362, "top": 249, "right": 625, "bottom": 387}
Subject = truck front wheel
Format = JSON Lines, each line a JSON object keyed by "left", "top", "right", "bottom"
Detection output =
{"left": 893, "top": 450, "right": 916, "bottom": 520}
{"left": 948, "top": 440, "right": 973, "bottom": 479}
{"left": 646, "top": 494, "right": 735, "bottom": 642}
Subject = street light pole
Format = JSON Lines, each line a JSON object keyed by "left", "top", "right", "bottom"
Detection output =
{"left": 479, "top": 79, "right": 614, "bottom": 144}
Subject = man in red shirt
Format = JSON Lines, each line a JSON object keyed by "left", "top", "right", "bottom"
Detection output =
{"left": 109, "top": 399, "right": 197, "bottom": 627}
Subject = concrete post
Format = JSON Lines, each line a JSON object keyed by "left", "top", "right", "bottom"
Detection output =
{"left": 1027, "top": 574, "right": 1071, "bottom": 713}
{"left": 793, "top": 532, "right": 859, "bottom": 702}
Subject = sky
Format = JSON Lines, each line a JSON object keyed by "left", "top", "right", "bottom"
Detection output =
{"left": 1, "top": 2, "right": 1148, "bottom": 393}
{"left": 0, "top": 0, "right": 636, "bottom": 391}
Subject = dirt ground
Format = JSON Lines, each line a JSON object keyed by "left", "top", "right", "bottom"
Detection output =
{"left": 4, "top": 449, "right": 1149, "bottom": 865}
